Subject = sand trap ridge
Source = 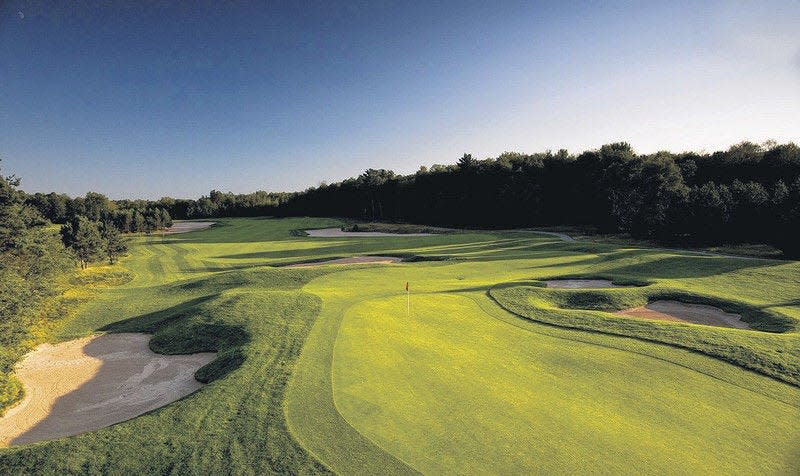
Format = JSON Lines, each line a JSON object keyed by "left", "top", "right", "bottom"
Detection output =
{"left": 0, "top": 333, "right": 215, "bottom": 447}
{"left": 164, "top": 221, "right": 216, "bottom": 234}
{"left": 286, "top": 256, "right": 402, "bottom": 267}
{"left": 617, "top": 300, "right": 750, "bottom": 329}
{"left": 546, "top": 279, "right": 637, "bottom": 289}
{"left": 304, "top": 228, "right": 432, "bottom": 237}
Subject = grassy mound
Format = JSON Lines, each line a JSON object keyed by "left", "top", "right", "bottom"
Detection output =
{"left": 490, "top": 283, "right": 800, "bottom": 385}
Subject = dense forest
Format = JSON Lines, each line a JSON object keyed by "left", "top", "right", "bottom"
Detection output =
{"left": 22, "top": 141, "right": 800, "bottom": 256}
{"left": 276, "top": 141, "right": 800, "bottom": 255}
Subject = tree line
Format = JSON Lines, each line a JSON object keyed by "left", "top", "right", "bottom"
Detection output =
{"left": 275, "top": 141, "right": 800, "bottom": 254}
{"left": 20, "top": 140, "right": 800, "bottom": 256}
{"left": 26, "top": 191, "right": 173, "bottom": 234}
{"left": 24, "top": 190, "right": 178, "bottom": 268}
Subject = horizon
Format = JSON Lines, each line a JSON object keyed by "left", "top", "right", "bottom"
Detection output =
{"left": 2, "top": 1, "right": 799, "bottom": 200}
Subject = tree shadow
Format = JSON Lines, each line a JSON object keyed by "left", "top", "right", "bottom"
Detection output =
{"left": 599, "top": 255, "right": 776, "bottom": 279}
{"left": 100, "top": 296, "right": 252, "bottom": 382}
{"left": 101, "top": 295, "right": 218, "bottom": 334}
{"left": 184, "top": 263, "right": 263, "bottom": 274}
{"left": 521, "top": 255, "right": 605, "bottom": 270}
{"left": 442, "top": 280, "right": 541, "bottom": 294}
{"left": 759, "top": 298, "right": 800, "bottom": 309}
{"left": 215, "top": 242, "right": 349, "bottom": 260}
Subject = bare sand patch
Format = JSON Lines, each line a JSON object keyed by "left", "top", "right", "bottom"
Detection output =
{"left": 0, "top": 333, "right": 215, "bottom": 447}
{"left": 286, "top": 256, "right": 402, "bottom": 268}
{"left": 164, "top": 221, "right": 216, "bottom": 234}
{"left": 617, "top": 300, "right": 750, "bottom": 329}
{"left": 304, "top": 228, "right": 432, "bottom": 237}
{"left": 546, "top": 279, "right": 636, "bottom": 289}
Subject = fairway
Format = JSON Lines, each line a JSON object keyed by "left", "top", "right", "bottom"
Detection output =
{"left": 1, "top": 217, "right": 798, "bottom": 474}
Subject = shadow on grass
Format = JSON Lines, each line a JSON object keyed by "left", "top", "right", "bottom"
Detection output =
{"left": 443, "top": 280, "right": 542, "bottom": 294}
{"left": 101, "top": 295, "right": 218, "bottom": 334}
{"left": 101, "top": 295, "right": 251, "bottom": 383}
{"left": 759, "top": 298, "right": 800, "bottom": 309}
{"left": 599, "top": 254, "right": 777, "bottom": 279}
{"left": 216, "top": 243, "right": 349, "bottom": 261}
{"left": 180, "top": 263, "right": 261, "bottom": 274}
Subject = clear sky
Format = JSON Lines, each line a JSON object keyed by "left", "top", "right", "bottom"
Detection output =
{"left": 1, "top": 1, "right": 798, "bottom": 199}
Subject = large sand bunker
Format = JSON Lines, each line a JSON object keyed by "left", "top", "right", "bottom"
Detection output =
{"left": 546, "top": 279, "right": 637, "bottom": 289}
{"left": 0, "top": 333, "right": 215, "bottom": 447}
{"left": 617, "top": 301, "right": 750, "bottom": 329}
{"left": 165, "top": 221, "right": 216, "bottom": 234}
{"left": 304, "top": 228, "right": 432, "bottom": 237}
{"left": 286, "top": 256, "right": 402, "bottom": 267}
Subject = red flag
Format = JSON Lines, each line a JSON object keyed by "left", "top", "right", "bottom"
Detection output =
{"left": 405, "top": 282, "right": 409, "bottom": 292}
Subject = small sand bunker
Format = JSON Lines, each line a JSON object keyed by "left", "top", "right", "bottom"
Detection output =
{"left": 0, "top": 333, "right": 215, "bottom": 447}
{"left": 617, "top": 301, "right": 750, "bottom": 329}
{"left": 304, "top": 228, "right": 432, "bottom": 237}
{"left": 286, "top": 256, "right": 402, "bottom": 268}
{"left": 165, "top": 221, "right": 216, "bottom": 234}
{"left": 546, "top": 279, "right": 636, "bottom": 289}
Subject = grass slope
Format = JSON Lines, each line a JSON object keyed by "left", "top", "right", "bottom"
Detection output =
{"left": 0, "top": 217, "right": 798, "bottom": 474}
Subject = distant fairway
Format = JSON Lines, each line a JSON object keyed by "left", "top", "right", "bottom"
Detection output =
{"left": 1, "top": 217, "right": 798, "bottom": 474}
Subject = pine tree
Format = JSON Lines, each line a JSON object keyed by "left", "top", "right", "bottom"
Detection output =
{"left": 61, "top": 216, "right": 102, "bottom": 269}
{"left": 101, "top": 222, "right": 127, "bottom": 264}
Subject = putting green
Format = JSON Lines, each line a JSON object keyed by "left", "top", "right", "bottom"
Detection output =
{"left": 331, "top": 292, "right": 798, "bottom": 474}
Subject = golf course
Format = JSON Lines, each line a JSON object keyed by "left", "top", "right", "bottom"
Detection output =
{"left": 0, "top": 217, "right": 796, "bottom": 474}
{"left": 3, "top": 2, "right": 799, "bottom": 474}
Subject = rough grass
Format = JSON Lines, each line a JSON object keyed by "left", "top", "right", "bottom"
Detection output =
{"left": 0, "top": 217, "right": 798, "bottom": 474}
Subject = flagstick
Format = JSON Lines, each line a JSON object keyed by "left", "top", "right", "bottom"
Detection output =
{"left": 407, "top": 287, "right": 410, "bottom": 317}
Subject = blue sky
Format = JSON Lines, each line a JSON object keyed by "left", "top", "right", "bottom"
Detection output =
{"left": 1, "top": 1, "right": 798, "bottom": 199}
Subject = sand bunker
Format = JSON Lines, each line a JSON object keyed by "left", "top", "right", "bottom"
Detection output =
{"left": 546, "top": 279, "right": 636, "bottom": 289}
{"left": 0, "top": 333, "right": 215, "bottom": 447}
{"left": 164, "top": 221, "right": 216, "bottom": 234}
{"left": 286, "top": 256, "right": 402, "bottom": 268}
{"left": 617, "top": 301, "right": 750, "bottom": 329}
{"left": 304, "top": 228, "right": 432, "bottom": 237}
